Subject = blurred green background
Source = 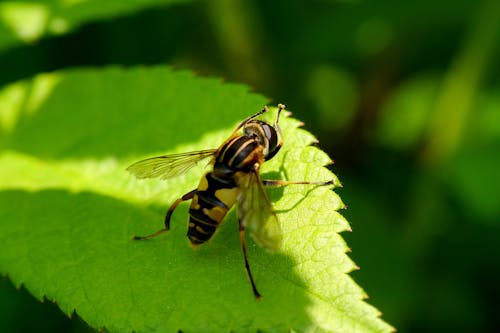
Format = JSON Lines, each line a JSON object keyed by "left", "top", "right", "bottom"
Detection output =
{"left": 1, "top": 0, "right": 499, "bottom": 332}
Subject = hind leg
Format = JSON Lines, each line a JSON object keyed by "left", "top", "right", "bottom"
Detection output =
{"left": 132, "top": 189, "right": 197, "bottom": 240}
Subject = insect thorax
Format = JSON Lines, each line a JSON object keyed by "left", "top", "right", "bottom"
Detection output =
{"left": 216, "top": 136, "right": 264, "bottom": 172}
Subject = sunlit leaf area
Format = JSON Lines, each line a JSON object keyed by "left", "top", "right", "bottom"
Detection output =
{"left": 1, "top": 1, "right": 499, "bottom": 332}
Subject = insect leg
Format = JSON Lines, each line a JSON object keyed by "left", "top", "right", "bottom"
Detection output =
{"left": 132, "top": 189, "right": 197, "bottom": 240}
{"left": 238, "top": 221, "right": 262, "bottom": 300}
{"left": 262, "top": 179, "right": 334, "bottom": 187}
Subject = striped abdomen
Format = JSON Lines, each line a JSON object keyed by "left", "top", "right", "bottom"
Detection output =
{"left": 187, "top": 172, "right": 240, "bottom": 245}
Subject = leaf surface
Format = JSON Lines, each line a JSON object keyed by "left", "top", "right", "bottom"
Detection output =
{"left": 0, "top": 67, "right": 393, "bottom": 332}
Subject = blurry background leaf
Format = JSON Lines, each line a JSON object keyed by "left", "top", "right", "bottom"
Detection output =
{"left": 0, "top": 0, "right": 192, "bottom": 52}
{"left": 375, "top": 73, "right": 440, "bottom": 150}
{"left": 305, "top": 65, "right": 359, "bottom": 134}
{"left": 442, "top": 88, "right": 500, "bottom": 223}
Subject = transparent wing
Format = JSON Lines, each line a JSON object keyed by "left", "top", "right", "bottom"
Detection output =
{"left": 126, "top": 149, "right": 216, "bottom": 180}
{"left": 238, "top": 171, "right": 282, "bottom": 252}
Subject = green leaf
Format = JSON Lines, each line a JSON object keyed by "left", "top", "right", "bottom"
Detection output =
{"left": 0, "top": 0, "right": 191, "bottom": 53}
{"left": 0, "top": 67, "right": 393, "bottom": 333}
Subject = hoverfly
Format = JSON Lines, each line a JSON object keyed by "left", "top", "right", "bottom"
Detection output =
{"left": 127, "top": 104, "right": 333, "bottom": 299}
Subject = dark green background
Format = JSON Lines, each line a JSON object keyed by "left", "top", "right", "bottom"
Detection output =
{"left": 1, "top": 0, "right": 499, "bottom": 332}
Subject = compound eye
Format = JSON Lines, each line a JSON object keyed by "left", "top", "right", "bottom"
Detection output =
{"left": 261, "top": 124, "right": 272, "bottom": 140}
{"left": 262, "top": 124, "right": 278, "bottom": 152}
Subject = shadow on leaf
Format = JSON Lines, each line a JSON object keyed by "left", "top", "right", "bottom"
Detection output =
{"left": 0, "top": 189, "right": 314, "bottom": 332}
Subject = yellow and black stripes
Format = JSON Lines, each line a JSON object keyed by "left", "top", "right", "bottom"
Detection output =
{"left": 187, "top": 134, "right": 269, "bottom": 245}
{"left": 187, "top": 172, "right": 239, "bottom": 245}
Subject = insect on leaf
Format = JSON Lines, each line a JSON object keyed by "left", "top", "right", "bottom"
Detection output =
{"left": 0, "top": 66, "right": 395, "bottom": 333}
